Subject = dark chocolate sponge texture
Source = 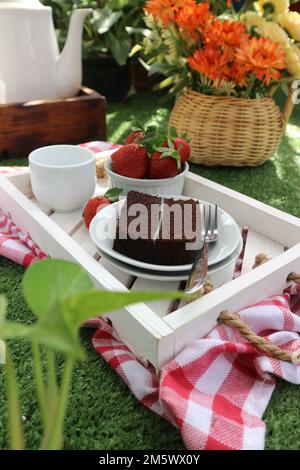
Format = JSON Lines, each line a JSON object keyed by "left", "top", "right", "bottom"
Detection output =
{"left": 113, "top": 191, "right": 200, "bottom": 266}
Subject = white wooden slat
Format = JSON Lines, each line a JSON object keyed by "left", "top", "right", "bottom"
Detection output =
{"left": 6, "top": 168, "right": 32, "bottom": 197}
{"left": 30, "top": 196, "right": 52, "bottom": 215}
{"left": 183, "top": 172, "right": 300, "bottom": 248}
{"left": 131, "top": 278, "right": 181, "bottom": 318}
{"left": 72, "top": 224, "right": 99, "bottom": 258}
{"left": 242, "top": 229, "right": 285, "bottom": 274}
{"left": 50, "top": 208, "right": 83, "bottom": 236}
{"left": 98, "top": 257, "right": 134, "bottom": 288}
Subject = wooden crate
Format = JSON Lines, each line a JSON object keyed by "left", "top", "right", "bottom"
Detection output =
{"left": 0, "top": 87, "right": 106, "bottom": 159}
{"left": 1, "top": 163, "right": 300, "bottom": 370}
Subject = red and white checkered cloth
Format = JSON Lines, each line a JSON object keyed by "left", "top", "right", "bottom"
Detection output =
{"left": 1, "top": 142, "right": 300, "bottom": 450}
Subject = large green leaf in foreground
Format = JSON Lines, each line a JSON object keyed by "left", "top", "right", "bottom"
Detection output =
{"left": 0, "top": 259, "right": 187, "bottom": 359}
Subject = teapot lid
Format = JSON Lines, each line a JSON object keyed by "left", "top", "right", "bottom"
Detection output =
{"left": 0, "top": 0, "right": 46, "bottom": 8}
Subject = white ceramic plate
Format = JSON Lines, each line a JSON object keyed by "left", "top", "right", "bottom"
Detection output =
{"left": 89, "top": 197, "right": 242, "bottom": 272}
{"left": 99, "top": 236, "right": 243, "bottom": 284}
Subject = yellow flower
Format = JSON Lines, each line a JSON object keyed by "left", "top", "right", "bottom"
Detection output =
{"left": 258, "top": 21, "right": 290, "bottom": 46}
{"left": 254, "top": 0, "right": 289, "bottom": 18}
{"left": 277, "top": 11, "right": 300, "bottom": 41}
{"left": 286, "top": 45, "right": 300, "bottom": 78}
{"left": 240, "top": 11, "right": 266, "bottom": 32}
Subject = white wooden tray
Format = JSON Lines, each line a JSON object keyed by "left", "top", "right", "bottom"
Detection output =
{"left": 1, "top": 166, "right": 300, "bottom": 370}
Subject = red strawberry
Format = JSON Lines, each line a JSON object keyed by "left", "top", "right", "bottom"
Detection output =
{"left": 148, "top": 151, "right": 179, "bottom": 179}
{"left": 83, "top": 188, "right": 123, "bottom": 229}
{"left": 174, "top": 137, "right": 190, "bottom": 163}
{"left": 111, "top": 144, "right": 148, "bottom": 179}
{"left": 124, "top": 130, "right": 145, "bottom": 145}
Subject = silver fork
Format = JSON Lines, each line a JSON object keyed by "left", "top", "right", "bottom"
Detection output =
{"left": 185, "top": 204, "right": 218, "bottom": 296}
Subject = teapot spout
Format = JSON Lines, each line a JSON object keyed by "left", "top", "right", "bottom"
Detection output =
{"left": 55, "top": 9, "right": 91, "bottom": 98}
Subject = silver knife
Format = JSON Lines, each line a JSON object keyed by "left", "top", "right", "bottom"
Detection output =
{"left": 185, "top": 237, "right": 208, "bottom": 296}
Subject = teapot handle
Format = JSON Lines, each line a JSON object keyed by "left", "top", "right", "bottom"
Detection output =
{"left": 281, "top": 83, "right": 295, "bottom": 130}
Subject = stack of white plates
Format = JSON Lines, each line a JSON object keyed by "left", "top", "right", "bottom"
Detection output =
{"left": 89, "top": 197, "right": 243, "bottom": 287}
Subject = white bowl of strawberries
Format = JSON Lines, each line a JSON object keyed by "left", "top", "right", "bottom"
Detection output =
{"left": 104, "top": 127, "right": 190, "bottom": 196}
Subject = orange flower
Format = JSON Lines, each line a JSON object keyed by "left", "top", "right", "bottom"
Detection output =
{"left": 176, "top": 2, "right": 212, "bottom": 37}
{"left": 204, "top": 19, "right": 249, "bottom": 51}
{"left": 226, "top": 64, "right": 249, "bottom": 86}
{"left": 145, "top": 0, "right": 194, "bottom": 25}
{"left": 188, "top": 45, "right": 231, "bottom": 81}
{"left": 235, "top": 36, "right": 286, "bottom": 85}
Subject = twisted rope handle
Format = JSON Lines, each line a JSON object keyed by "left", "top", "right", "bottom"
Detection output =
{"left": 218, "top": 310, "right": 300, "bottom": 365}
{"left": 287, "top": 272, "right": 300, "bottom": 284}
{"left": 281, "top": 83, "right": 295, "bottom": 130}
{"left": 217, "top": 262, "right": 300, "bottom": 364}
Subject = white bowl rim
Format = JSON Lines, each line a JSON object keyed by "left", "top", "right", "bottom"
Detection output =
{"left": 104, "top": 157, "right": 189, "bottom": 185}
{"left": 29, "top": 145, "right": 95, "bottom": 169}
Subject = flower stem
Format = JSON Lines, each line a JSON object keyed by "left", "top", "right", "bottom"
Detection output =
{"left": 5, "top": 349, "right": 24, "bottom": 450}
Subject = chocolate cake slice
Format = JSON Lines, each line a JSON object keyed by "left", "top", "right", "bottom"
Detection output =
{"left": 113, "top": 191, "right": 201, "bottom": 266}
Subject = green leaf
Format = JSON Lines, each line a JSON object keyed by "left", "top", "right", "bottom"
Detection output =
{"left": 130, "top": 44, "right": 142, "bottom": 57}
{"left": 20, "top": 260, "right": 188, "bottom": 359}
{"left": 63, "top": 290, "right": 188, "bottom": 335}
{"left": 169, "top": 127, "right": 178, "bottom": 139}
{"left": 148, "top": 62, "right": 173, "bottom": 76}
{"left": 94, "top": 10, "right": 123, "bottom": 35}
{"left": 0, "top": 322, "right": 34, "bottom": 341}
{"left": 22, "top": 259, "right": 93, "bottom": 358}
{"left": 107, "top": 31, "right": 131, "bottom": 65}
{"left": 23, "top": 259, "right": 93, "bottom": 318}
{"left": 137, "top": 58, "right": 150, "bottom": 73}
{"left": 126, "top": 27, "right": 151, "bottom": 36}
{"left": 104, "top": 187, "right": 123, "bottom": 202}
{"left": 153, "top": 76, "right": 176, "bottom": 91}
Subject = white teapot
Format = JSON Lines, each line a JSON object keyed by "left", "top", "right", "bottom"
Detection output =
{"left": 0, "top": 0, "right": 91, "bottom": 103}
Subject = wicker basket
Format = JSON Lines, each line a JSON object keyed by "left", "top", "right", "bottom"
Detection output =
{"left": 169, "top": 88, "right": 294, "bottom": 166}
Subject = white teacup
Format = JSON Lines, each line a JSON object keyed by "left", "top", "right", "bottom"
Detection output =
{"left": 29, "top": 145, "right": 96, "bottom": 212}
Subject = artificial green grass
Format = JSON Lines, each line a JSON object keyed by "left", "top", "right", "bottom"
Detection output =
{"left": 0, "top": 91, "right": 300, "bottom": 450}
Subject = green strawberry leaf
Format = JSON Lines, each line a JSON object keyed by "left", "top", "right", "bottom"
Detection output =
{"left": 131, "top": 126, "right": 144, "bottom": 133}
{"left": 167, "top": 137, "right": 173, "bottom": 148}
{"left": 181, "top": 131, "right": 191, "bottom": 143}
{"left": 104, "top": 187, "right": 123, "bottom": 202}
{"left": 157, "top": 148, "right": 182, "bottom": 171}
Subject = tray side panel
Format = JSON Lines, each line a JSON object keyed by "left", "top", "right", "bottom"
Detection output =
{"left": 161, "top": 244, "right": 300, "bottom": 365}
{"left": 183, "top": 172, "right": 300, "bottom": 247}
